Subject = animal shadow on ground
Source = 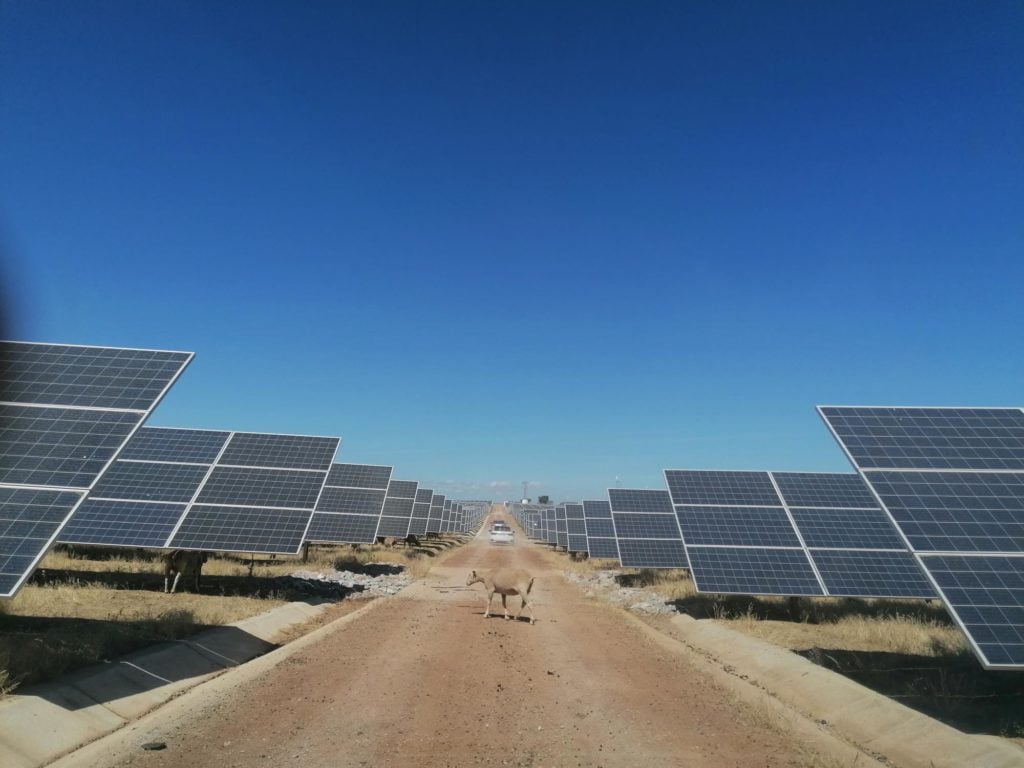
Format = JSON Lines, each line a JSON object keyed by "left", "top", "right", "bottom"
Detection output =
{"left": 330, "top": 559, "right": 404, "bottom": 576}
{"left": 798, "top": 647, "right": 1024, "bottom": 739}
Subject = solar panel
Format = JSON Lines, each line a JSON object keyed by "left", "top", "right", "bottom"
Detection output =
{"left": 608, "top": 488, "right": 687, "bottom": 568}
{"left": 305, "top": 463, "right": 393, "bottom": 545}
{"left": 543, "top": 508, "right": 556, "bottom": 544}
{"left": 1, "top": 342, "right": 192, "bottom": 597}
{"left": 686, "top": 547, "right": 823, "bottom": 595}
{"left": 564, "top": 503, "right": 587, "bottom": 552}
{"left": 582, "top": 500, "right": 618, "bottom": 558}
{"left": 664, "top": 469, "right": 933, "bottom": 599}
{"left": 426, "top": 494, "right": 445, "bottom": 534}
{"left": 61, "top": 427, "right": 341, "bottom": 555}
{"left": 376, "top": 479, "right": 418, "bottom": 538}
{"left": 820, "top": 406, "right": 1024, "bottom": 669}
{"left": 407, "top": 488, "right": 433, "bottom": 536}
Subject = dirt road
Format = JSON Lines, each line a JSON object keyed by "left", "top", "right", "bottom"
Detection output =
{"left": 101, "top": 510, "right": 841, "bottom": 768}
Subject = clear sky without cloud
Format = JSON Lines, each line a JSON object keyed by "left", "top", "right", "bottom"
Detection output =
{"left": 2, "top": 2, "right": 1022, "bottom": 501}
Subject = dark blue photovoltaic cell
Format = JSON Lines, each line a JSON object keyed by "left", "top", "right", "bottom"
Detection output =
{"left": 866, "top": 471, "right": 1024, "bottom": 553}
{"left": 687, "top": 547, "right": 824, "bottom": 596}
{"left": 567, "top": 518, "right": 587, "bottom": 535}
{"left": 921, "top": 554, "right": 1024, "bottom": 666}
{"left": 377, "top": 516, "right": 412, "bottom": 537}
{"left": 565, "top": 503, "right": 586, "bottom": 552}
{"left": 90, "top": 461, "right": 207, "bottom": 503}
{"left": 811, "top": 550, "right": 935, "bottom": 598}
{"left": 119, "top": 428, "right": 229, "bottom": 464}
{"left": 676, "top": 506, "right": 801, "bottom": 547}
{"left": 415, "top": 488, "right": 433, "bottom": 503}
{"left": 0, "top": 405, "right": 142, "bottom": 489}
{"left": 170, "top": 505, "right": 311, "bottom": 553}
{"left": 665, "top": 470, "right": 780, "bottom": 507}
{"left": 582, "top": 500, "right": 612, "bottom": 518}
{"left": 617, "top": 538, "right": 688, "bottom": 568}
{"left": 387, "top": 480, "right": 418, "bottom": 498}
{"left": 612, "top": 513, "right": 684, "bottom": 539}
{"left": 381, "top": 497, "right": 414, "bottom": 518}
{"left": 789, "top": 507, "right": 906, "bottom": 550}
{"left": 609, "top": 489, "right": 674, "bottom": 513}
{"left": 60, "top": 500, "right": 185, "bottom": 547}
{"left": 0, "top": 343, "right": 191, "bottom": 410}
{"left": 197, "top": 467, "right": 325, "bottom": 509}
{"left": 820, "top": 407, "right": 1024, "bottom": 471}
{"left": 217, "top": 433, "right": 338, "bottom": 471}
{"left": 772, "top": 472, "right": 878, "bottom": 509}
{"left": 588, "top": 538, "right": 620, "bottom": 559}
{"left": 326, "top": 463, "right": 392, "bottom": 489}
{"left": 585, "top": 519, "right": 615, "bottom": 538}
{"left": 555, "top": 508, "right": 568, "bottom": 548}
{"left": 306, "top": 513, "right": 379, "bottom": 543}
{"left": 315, "top": 487, "right": 386, "bottom": 515}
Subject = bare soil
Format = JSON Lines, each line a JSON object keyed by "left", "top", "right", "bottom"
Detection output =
{"left": 102, "top": 516, "right": 850, "bottom": 768}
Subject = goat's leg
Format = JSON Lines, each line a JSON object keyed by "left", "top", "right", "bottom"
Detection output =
{"left": 164, "top": 574, "right": 170, "bottom": 593}
{"left": 483, "top": 590, "right": 494, "bottom": 618}
{"left": 171, "top": 571, "right": 182, "bottom": 594}
{"left": 502, "top": 593, "right": 509, "bottom": 620}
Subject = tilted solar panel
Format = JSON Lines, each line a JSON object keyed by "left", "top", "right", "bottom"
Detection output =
{"left": 664, "top": 469, "right": 934, "bottom": 599}
{"left": 582, "top": 500, "right": 618, "bottom": 558}
{"left": 820, "top": 406, "right": 1024, "bottom": 669}
{"left": 608, "top": 488, "right": 687, "bottom": 569}
{"left": 1, "top": 342, "right": 192, "bottom": 596}
{"left": 426, "top": 494, "right": 445, "bottom": 534}
{"left": 305, "top": 463, "right": 392, "bottom": 545}
{"left": 61, "top": 426, "right": 341, "bottom": 555}
{"left": 407, "top": 487, "right": 433, "bottom": 536}
{"left": 377, "top": 479, "right": 418, "bottom": 538}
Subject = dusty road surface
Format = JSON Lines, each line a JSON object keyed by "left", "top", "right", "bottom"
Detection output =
{"left": 95, "top": 508, "right": 847, "bottom": 768}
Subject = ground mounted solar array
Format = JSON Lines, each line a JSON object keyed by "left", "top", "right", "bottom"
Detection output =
{"left": 0, "top": 342, "right": 193, "bottom": 596}
{"left": 582, "top": 500, "right": 618, "bottom": 559}
{"left": 663, "top": 469, "right": 935, "bottom": 598}
{"left": 305, "top": 462, "right": 393, "bottom": 545}
{"left": 819, "top": 406, "right": 1024, "bottom": 670}
{"left": 608, "top": 488, "right": 689, "bottom": 568}
{"left": 61, "top": 427, "right": 340, "bottom": 554}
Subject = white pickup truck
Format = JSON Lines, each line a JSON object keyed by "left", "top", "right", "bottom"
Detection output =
{"left": 489, "top": 521, "right": 514, "bottom": 545}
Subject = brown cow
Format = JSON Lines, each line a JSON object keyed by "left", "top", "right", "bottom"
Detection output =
{"left": 466, "top": 568, "right": 536, "bottom": 624}
{"left": 163, "top": 550, "right": 208, "bottom": 593}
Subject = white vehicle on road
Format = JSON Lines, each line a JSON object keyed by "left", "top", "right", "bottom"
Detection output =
{"left": 489, "top": 521, "right": 514, "bottom": 545}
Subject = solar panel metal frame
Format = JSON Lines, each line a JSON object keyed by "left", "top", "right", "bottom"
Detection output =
{"left": 0, "top": 342, "right": 193, "bottom": 597}
{"left": 304, "top": 462, "right": 393, "bottom": 545}
{"left": 818, "top": 405, "right": 1024, "bottom": 670}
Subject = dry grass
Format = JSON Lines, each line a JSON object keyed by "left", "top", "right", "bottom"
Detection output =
{"left": 0, "top": 538, "right": 462, "bottom": 693}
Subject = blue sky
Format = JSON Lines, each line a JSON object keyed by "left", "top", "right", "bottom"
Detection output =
{"left": 2, "top": 2, "right": 1022, "bottom": 501}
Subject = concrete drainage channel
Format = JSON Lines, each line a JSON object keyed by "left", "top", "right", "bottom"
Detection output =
{"left": 0, "top": 567, "right": 411, "bottom": 768}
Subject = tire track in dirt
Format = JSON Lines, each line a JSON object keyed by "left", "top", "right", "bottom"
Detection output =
{"left": 105, "top": 513, "right": 834, "bottom": 767}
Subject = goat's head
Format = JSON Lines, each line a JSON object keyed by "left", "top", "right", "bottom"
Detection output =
{"left": 466, "top": 569, "right": 483, "bottom": 586}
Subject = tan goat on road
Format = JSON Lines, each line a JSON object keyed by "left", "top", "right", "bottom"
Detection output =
{"left": 466, "top": 568, "right": 536, "bottom": 624}
{"left": 163, "top": 550, "right": 208, "bottom": 593}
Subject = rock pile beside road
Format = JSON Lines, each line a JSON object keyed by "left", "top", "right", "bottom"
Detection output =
{"left": 284, "top": 568, "right": 414, "bottom": 599}
{"left": 564, "top": 569, "right": 678, "bottom": 616}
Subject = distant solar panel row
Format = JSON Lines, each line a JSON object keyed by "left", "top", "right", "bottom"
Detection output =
{"left": 820, "top": 406, "right": 1024, "bottom": 670}
{"left": 1, "top": 342, "right": 193, "bottom": 597}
